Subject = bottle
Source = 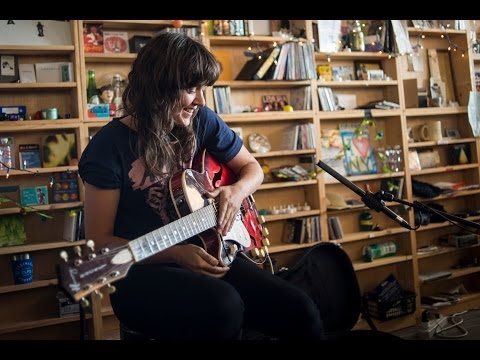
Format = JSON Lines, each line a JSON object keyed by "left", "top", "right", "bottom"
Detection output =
{"left": 112, "top": 74, "right": 124, "bottom": 117}
{"left": 351, "top": 20, "right": 365, "bottom": 52}
{"left": 87, "top": 69, "right": 100, "bottom": 104}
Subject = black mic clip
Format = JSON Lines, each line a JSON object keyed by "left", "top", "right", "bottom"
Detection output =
{"left": 361, "top": 191, "right": 388, "bottom": 212}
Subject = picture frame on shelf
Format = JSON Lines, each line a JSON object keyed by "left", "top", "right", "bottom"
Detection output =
{"left": 230, "top": 127, "right": 243, "bottom": 141}
{"left": 0, "top": 55, "right": 19, "bottom": 83}
{"left": 445, "top": 128, "right": 460, "bottom": 139}
{"left": 354, "top": 61, "right": 382, "bottom": 81}
{"left": 367, "top": 69, "right": 385, "bottom": 81}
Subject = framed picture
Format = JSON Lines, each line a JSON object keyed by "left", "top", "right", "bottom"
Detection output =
{"left": 230, "top": 126, "right": 243, "bottom": 140}
{"left": 445, "top": 128, "right": 460, "bottom": 139}
{"left": 367, "top": 69, "right": 385, "bottom": 81}
{"left": 354, "top": 61, "right": 382, "bottom": 80}
{"left": 0, "top": 55, "right": 19, "bottom": 83}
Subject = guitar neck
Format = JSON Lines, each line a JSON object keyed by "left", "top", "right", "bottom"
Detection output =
{"left": 128, "top": 203, "right": 217, "bottom": 262}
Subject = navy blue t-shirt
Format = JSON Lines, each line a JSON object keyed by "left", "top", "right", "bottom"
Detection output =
{"left": 78, "top": 106, "right": 242, "bottom": 241}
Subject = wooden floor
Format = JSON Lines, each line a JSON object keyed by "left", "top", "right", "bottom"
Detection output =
{"left": 102, "top": 308, "right": 480, "bottom": 340}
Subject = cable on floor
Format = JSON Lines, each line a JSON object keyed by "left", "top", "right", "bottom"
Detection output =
{"left": 434, "top": 310, "right": 469, "bottom": 339}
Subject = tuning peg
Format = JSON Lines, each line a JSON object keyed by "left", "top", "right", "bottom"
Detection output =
{"left": 259, "top": 248, "right": 266, "bottom": 258}
{"left": 86, "top": 239, "right": 95, "bottom": 251}
{"left": 101, "top": 247, "right": 110, "bottom": 254}
{"left": 262, "top": 238, "right": 270, "bottom": 247}
{"left": 60, "top": 250, "right": 68, "bottom": 262}
{"left": 73, "top": 246, "right": 82, "bottom": 257}
{"left": 228, "top": 244, "right": 238, "bottom": 256}
{"left": 94, "top": 290, "right": 104, "bottom": 300}
{"left": 262, "top": 227, "right": 269, "bottom": 237}
{"left": 258, "top": 215, "right": 266, "bottom": 224}
{"left": 262, "top": 246, "right": 269, "bottom": 255}
{"left": 80, "top": 297, "right": 90, "bottom": 308}
{"left": 107, "top": 284, "right": 116, "bottom": 294}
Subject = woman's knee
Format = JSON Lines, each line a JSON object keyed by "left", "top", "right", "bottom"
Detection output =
{"left": 205, "top": 283, "right": 245, "bottom": 339}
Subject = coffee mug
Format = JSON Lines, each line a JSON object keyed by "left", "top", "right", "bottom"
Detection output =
{"left": 41, "top": 108, "right": 58, "bottom": 120}
{"left": 420, "top": 122, "right": 442, "bottom": 141}
{"left": 11, "top": 254, "right": 33, "bottom": 284}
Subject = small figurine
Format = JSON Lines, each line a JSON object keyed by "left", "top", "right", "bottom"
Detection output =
{"left": 99, "top": 84, "right": 116, "bottom": 116}
{"left": 37, "top": 22, "right": 44, "bottom": 37}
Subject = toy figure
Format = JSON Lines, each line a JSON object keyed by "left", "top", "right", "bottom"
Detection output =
{"left": 99, "top": 84, "right": 116, "bottom": 116}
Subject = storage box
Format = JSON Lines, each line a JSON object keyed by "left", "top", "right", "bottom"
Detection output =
{"left": 364, "top": 291, "right": 416, "bottom": 320}
{"left": 57, "top": 291, "right": 80, "bottom": 317}
{"left": 0, "top": 105, "right": 26, "bottom": 121}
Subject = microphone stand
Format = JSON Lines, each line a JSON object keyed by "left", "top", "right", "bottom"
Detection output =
{"left": 317, "top": 160, "right": 480, "bottom": 234}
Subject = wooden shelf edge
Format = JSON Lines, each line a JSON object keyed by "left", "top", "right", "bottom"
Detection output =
{"left": 0, "top": 278, "right": 58, "bottom": 294}
{"left": 0, "top": 314, "right": 82, "bottom": 335}
{"left": 424, "top": 292, "right": 480, "bottom": 316}
{"left": 0, "top": 240, "right": 86, "bottom": 255}
{"left": 353, "top": 255, "right": 413, "bottom": 271}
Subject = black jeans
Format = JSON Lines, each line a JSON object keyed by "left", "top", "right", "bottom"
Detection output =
{"left": 110, "top": 256, "right": 325, "bottom": 340}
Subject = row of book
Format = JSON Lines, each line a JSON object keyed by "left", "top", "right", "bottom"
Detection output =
{"left": 213, "top": 85, "right": 312, "bottom": 114}
{"left": 317, "top": 87, "right": 337, "bottom": 111}
{"left": 327, "top": 216, "right": 344, "bottom": 240}
{"left": 19, "top": 62, "right": 73, "bottom": 84}
{"left": 281, "top": 123, "right": 316, "bottom": 151}
{"left": 63, "top": 208, "right": 85, "bottom": 242}
{"left": 235, "top": 42, "right": 316, "bottom": 81}
{"left": 282, "top": 216, "right": 322, "bottom": 244}
{"left": 212, "top": 86, "right": 232, "bottom": 114}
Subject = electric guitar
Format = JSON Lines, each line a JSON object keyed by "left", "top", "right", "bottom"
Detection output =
{"left": 57, "top": 151, "right": 268, "bottom": 302}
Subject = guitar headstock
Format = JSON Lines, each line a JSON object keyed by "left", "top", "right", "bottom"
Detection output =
{"left": 57, "top": 240, "right": 134, "bottom": 302}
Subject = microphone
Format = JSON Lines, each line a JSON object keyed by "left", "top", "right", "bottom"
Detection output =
{"left": 316, "top": 160, "right": 413, "bottom": 231}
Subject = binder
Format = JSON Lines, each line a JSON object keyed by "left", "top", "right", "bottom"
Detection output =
{"left": 235, "top": 47, "right": 275, "bottom": 80}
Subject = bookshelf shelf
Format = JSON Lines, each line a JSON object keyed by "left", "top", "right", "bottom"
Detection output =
{"left": 408, "top": 138, "right": 476, "bottom": 148}
{"left": 222, "top": 111, "right": 314, "bottom": 123}
{"left": 253, "top": 149, "right": 316, "bottom": 158}
{"left": 0, "top": 240, "right": 86, "bottom": 256}
{"left": 352, "top": 255, "right": 413, "bottom": 271}
{"left": 0, "top": 45, "right": 75, "bottom": 55}
{"left": 317, "top": 80, "right": 398, "bottom": 87}
{"left": 0, "top": 82, "right": 77, "bottom": 90}
{"left": 405, "top": 107, "right": 468, "bottom": 116}
{"left": 0, "top": 278, "right": 58, "bottom": 294}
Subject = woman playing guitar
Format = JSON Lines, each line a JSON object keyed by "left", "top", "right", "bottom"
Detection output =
{"left": 78, "top": 31, "right": 325, "bottom": 340}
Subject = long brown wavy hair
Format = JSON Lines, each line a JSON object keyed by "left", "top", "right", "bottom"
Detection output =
{"left": 122, "top": 31, "right": 221, "bottom": 178}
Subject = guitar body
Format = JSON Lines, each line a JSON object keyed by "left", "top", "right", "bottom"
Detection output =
{"left": 58, "top": 151, "right": 266, "bottom": 301}
{"left": 169, "top": 150, "right": 264, "bottom": 266}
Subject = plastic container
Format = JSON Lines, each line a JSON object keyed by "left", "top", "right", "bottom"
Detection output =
{"left": 362, "top": 241, "right": 397, "bottom": 262}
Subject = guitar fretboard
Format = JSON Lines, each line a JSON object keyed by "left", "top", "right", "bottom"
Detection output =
{"left": 129, "top": 204, "right": 217, "bottom": 262}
